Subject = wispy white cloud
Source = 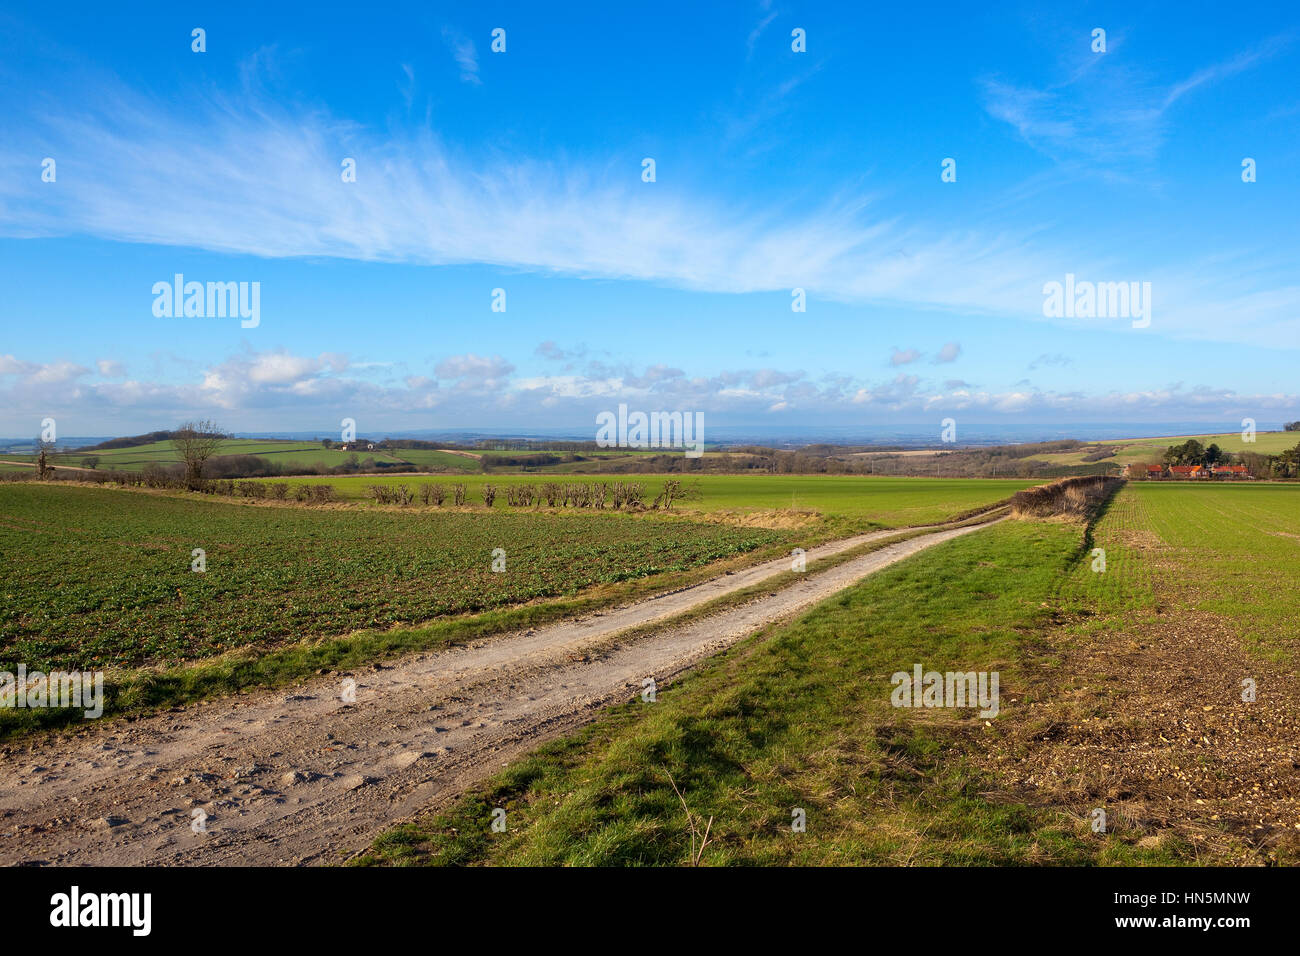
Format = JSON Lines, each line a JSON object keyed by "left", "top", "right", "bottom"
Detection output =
{"left": 441, "top": 27, "right": 481, "bottom": 85}
{"left": 1162, "top": 36, "right": 1290, "bottom": 108}
{"left": 982, "top": 35, "right": 1292, "bottom": 168}
{"left": 1028, "top": 352, "right": 1073, "bottom": 371}
{"left": 398, "top": 63, "right": 416, "bottom": 108}
{"left": 0, "top": 75, "right": 1296, "bottom": 350}
{"left": 981, "top": 74, "right": 1163, "bottom": 166}
{"left": 746, "top": 9, "right": 779, "bottom": 58}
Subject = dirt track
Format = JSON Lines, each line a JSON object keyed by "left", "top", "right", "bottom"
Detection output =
{"left": 0, "top": 518, "right": 997, "bottom": 866}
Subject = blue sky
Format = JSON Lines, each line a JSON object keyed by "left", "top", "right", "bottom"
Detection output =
{"left": 1, "top": 1, "right": 1298, "bottom": 438}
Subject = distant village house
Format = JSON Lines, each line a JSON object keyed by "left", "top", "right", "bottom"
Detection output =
{"left": 1124, "top": 462, "right": 1249, "bottom": 480}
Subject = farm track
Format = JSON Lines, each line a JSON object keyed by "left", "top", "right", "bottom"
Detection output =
{"left": 0, "top": 516, "right": 1000, "bottom": 867}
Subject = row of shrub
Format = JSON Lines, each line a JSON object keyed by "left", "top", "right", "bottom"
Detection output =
{"left": 211, "top": 479, "right": 670, "bottom": 509}
{"left": 5, "top": 468, "right": 691, "bottom": 511}
{"left": 1079, "top": 447, "right": 1118, "bottom": 462}
{"left": 3, "top": 467, "right": 342, "bottom": 504}
{"left": 366, "top": 483, "right": 469, "bottom": 506}
{"left": 207, "top": 479, "right": 337, "bottom": 503}
{"left": 362, "top": 480, "right": 686, "bottom": 510}
{"left": 4, "top": 466, "right": 184, "bottom": 488}
{"left": 205, "top": 453, "right": 428, "bottom": 478}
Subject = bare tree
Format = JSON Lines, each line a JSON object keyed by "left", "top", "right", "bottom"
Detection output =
{"left": 653, "top": 479, "right": 683, "bottom": 510}
{"left": 35, "top": 436, "right": 55, "bottom": 480}
{"left": 171, "top": 420, "right": 226, "bottom": 490}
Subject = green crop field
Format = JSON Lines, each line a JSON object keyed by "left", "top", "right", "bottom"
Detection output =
{"left": 10, "top": 430, "right": 1295, "bottom": 479}
{"left": 1026, "top": 430, "right": 1300, "bottom": 467}
{"left": 12, "top": 440, "right": 725, "bottom": 476}
{"left": 258, "top": 473, "right": 1037, "bottom": 526}
{"left": 388, "top": 448, "right": 481, "bottom": 471}
{"left": 363, "top": 481, "right": 1300, "bottom": 867}
{"left": 1076, "top": 481, "right": 1300, "bottom": 655}
{"left": 0, "top": 483, "right": 780, "bottom": 672}
{"left": 475, "top": 449, "right": 664, "bottom": 459}
{"left": 12, "top": 438, "right": 481, "bottom": 474}
{"left": 0, "top": 475, "right": 1033, "bottom": 735}
{"left": 30, "top": 439, "right": 390, "bottom": 472}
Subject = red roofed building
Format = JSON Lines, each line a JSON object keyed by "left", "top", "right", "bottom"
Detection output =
{"left": 1123, "top": 463, "right": 1166, "bottom": 479}
{"left": 1212, "top": 464, "right": 1249, "bottom": 478}
{"left": 1169, "top": 465, "right": 1204, "bottom": 479}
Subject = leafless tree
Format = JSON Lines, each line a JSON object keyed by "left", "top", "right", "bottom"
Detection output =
{"left": 540, "top": 481, "right": 561, "bottom": 507}
{"left": 35, "top": 436, "right": 55, "bottom": 480}
{"left": 171, "top": 420, "right": 226, "bottom": 490}
{"left": 653, "top": 479, "right": 683, "bottom": 510}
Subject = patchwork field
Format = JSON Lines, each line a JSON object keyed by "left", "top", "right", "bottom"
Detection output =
{"left": 18, "top": 438, "right": 456, "bottom": 473}
{"left": 1025, "top": 430, "right": 1300, "bottom": 468}
{"left": 362, "top": 481, "right": 1300, "bottom": 866}
{"left": 4, "top": 440, "right": 733, "bottom": 476}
